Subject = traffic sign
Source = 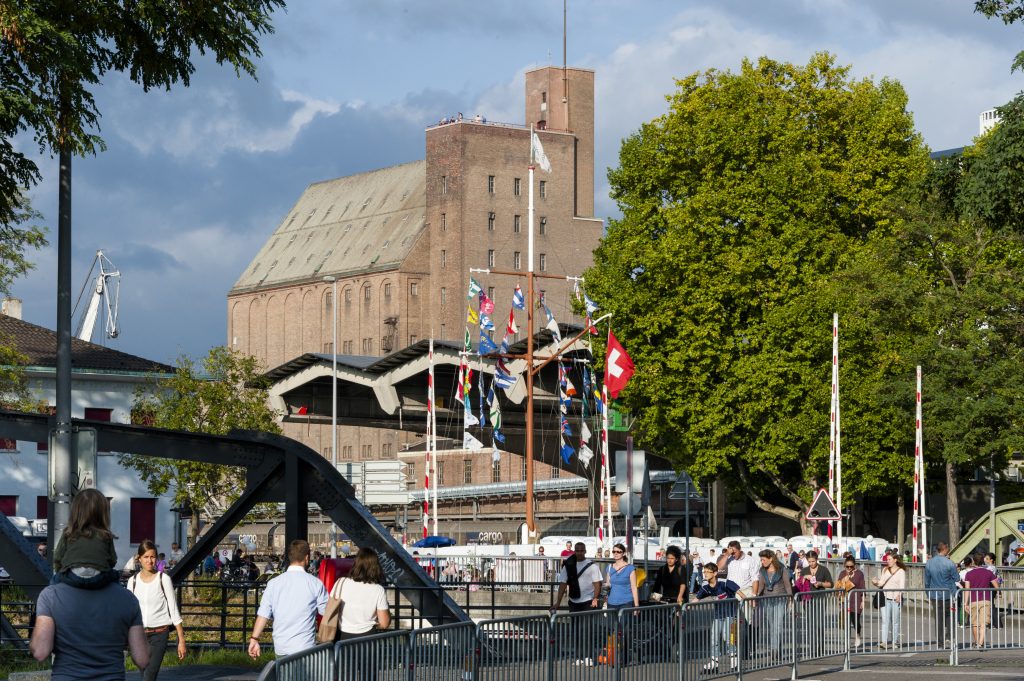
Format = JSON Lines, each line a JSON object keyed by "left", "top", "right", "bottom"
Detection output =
{"left": 805, "top": 488, "right": 841, "bottom": 521}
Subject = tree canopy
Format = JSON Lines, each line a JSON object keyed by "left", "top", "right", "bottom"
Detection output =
{"left": 586, "top": 53, "right": 930, "bottom": 527}
{"left": 0, "top": 0, "right": 283, "bottom": 230}
{"left": 119, "top": 347, "right": 281, "bottom": 540}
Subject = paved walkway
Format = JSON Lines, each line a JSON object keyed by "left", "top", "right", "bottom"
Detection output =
{"left": 109, "top": 649, "right": 1024, "bottom": 680}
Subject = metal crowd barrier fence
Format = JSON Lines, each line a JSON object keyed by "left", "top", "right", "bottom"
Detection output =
{"left": 476, "top": 614, "right": 551, "bottom": 681}
{"left": 409, "top": 621, "right": 477, "bottom": 680}
{"left": 337, "top": 628, "right": 409, "bottom": 681}
{"left": 273, "top": 642, "right": 335, "bottom": 681}
{"left": 955, "top": 587, "right": 1024, "bottom": 660}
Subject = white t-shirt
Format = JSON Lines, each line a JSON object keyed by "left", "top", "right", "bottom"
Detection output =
{"left": 334, "top": 579, "right": 390, "bottom": 634}
{"left": 127, "top": 572, "right": 182, "bottom": 628}
{"left": 557, "top": 560, "right": 603, "bottom": 603}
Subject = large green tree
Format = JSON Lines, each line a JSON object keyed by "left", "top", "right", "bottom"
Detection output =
{"left": 119, "top": 347, "right": 281, "bottom": 543}
{"left": 586, "top": 53, "right": 929, "bottom": 530}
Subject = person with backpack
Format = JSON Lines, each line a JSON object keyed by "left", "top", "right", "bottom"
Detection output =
{"left": 127, "top": 539, "right": 187, "bottom": 681}
{"left": 551, "top": 542, "right": 603, "bottom": 666}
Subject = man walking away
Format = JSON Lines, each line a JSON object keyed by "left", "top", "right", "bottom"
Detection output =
{"left": 249, "top": 539, "right": 328, "bottom": 658}
{"left": 552, "top": 542, "right": 604, "bottom": 666}
{"left": 924, "top": 542, "right": 959, "bottom": 646}
{"left": 725, "top": 540, "right": 760, "bottom": 661}
{"left": 962, "top": 553, "right": 999, "bottom": 650}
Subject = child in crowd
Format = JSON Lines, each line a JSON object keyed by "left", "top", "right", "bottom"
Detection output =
{"left": 51, "top": 488, "right": 119, "bottom": 588}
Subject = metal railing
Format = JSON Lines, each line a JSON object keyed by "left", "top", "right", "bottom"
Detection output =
{"left": 261, "top": 587, "right": 1024, "bottom": 681}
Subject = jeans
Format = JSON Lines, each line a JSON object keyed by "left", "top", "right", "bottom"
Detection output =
{"left": 764, "top": 599, "right": 788, "bottom": 655}
{"left": 143, "top": 628, "right": 170, "bottom": 681}
{"left": 880, "top": 599, "right": 901, "bottom": 645}
{"left": 710, "top": 616, "right": 735, "bottom": 659}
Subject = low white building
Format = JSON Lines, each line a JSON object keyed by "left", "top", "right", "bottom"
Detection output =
{"left": 0, "top": 310, "right": 179, "bottom": 564}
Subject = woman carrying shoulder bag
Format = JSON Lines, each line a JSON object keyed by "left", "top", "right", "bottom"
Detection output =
{"left": 334, "top": 547, "right": 391, "bottom": 639}
{"left": 871, "top": 553, "right": 906, "bottom": 649}
{"left": 127, "top": 540, "right": 186, "bottom": 681}
{"left": 755, "top": 550, "right": 792, "bottom": 661}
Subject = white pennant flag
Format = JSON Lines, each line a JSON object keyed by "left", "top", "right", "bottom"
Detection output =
{"left": 578, "top": 444, "right": 594, "bottom": 468}
{"left": 463, "top": 431, "right": 484, "bottom": 451}
{"left": 581, "top": 421, "right": 592, "bottom": 442}
{"left": 464, "top": 411, "right": 479, "bottom": 427}
{"left": 531, "top": 131, "right": 552, "bottom": 173}
{"left": 492, "top": 444, "right": 502, "bottom": 462}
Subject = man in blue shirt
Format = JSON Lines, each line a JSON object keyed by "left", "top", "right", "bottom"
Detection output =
{"left": 924, "top": 541, "right": 960, "bottom": 646}
{"left": 248, "top": 539, "right": 328, "bottom": 657}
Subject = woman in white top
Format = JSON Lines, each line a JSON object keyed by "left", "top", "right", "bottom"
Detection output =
{"left": 127, "top": 540, "right": 186, "bottom": 681}
{"left": 331, "top": 547, "right": 391, "bottom": 638}
{"left": 871, "top": 552, "right": 906, "bottom": 649}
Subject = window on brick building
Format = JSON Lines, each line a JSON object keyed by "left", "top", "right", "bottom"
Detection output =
{"left": 384, "top": 283, "right": 392, "bottom": 298}
{"left": 363, "top": 286, "right": 371, "bottom": 301}
{"left": 441, "top": 213, "right": 446, "bottom": 231}
{"left": 361, "top": 445, "right": 372, "bottom": 459}
{"left": 409, "top": 334, "right": 418, "bottom": 345}
{"left": 513, "top": 252, "right": 521, "bottom": 270}
{"left": 344, "top": 288, "right": 352, "bottom": 303}
{"left": 464, "top": 459, "right": 472, "bottom": 484}
{"left": 410, "top": 282, "right": 419, "bottom": 296}
{"left": 383, "top": 443, "right": 392, "bottom": 457}
{"left": 488, "top": 212, "right": 495, "bottom": 231}
{"left": 551, "top": 465, "right": 560, "bottom": 479}
{"left": 441, "top": 176, "right": 447, "bottom": 195}
{"left": 437, "top": 460, "right": 445, "bottom": 484}
{"left": 440, "top": 324, "right": 446, "bottom": 338}
{"left": 487, "top": 175, "right": 495, "bottom": 193}
{"left": 323, "top": 342, "right": 333, "bottom": 353}
{"left": 539, "top": 217, "right": 547, "bottom": 235}
{"left": 514, "top": 215, "right": 521, "bottom": 233}
{"left": 514, "top": 178, "right": 521, "bottom": 196}
{"left": 487, "top": 287, "right": 494, "bottom": 301}
{"left": 362, "top": 338, "right": 373, "bottom": 354}
{"left": 323, "top": 446, "right": 332, "bottom": 460}
{"left": 325, "top": 291, "right": 332, "bottom": 314}
{"left": 441, "top": 249, "right": 447, "bottom": 268}
{"left": 129, "top": 498, "right": 156, "bottom": 544}
{"left": 491, "top": 459, "right": 501, "bottom": 483}
{"left": 539, "top": 180, "right": 547, "bottom": 198}
{"left": 440, "top": 288, "right": 447, "bottom": 305}
{"left": 521, "top": 459, "right": 527, "bottom": 481}
{"left": 488, "top": 250, "right": 495, "bottom": 268}
{"left": 539, "top": 253, "right": 547, "bottom": 271}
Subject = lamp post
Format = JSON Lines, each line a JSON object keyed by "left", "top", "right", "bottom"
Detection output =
{"left": 323, "top": 276, "right": 338, "bottom": 558}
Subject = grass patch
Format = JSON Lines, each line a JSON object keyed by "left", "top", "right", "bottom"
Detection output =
{"left": 126, "top": 646, "right": 265, "bottom": 671}
{"left": 0, "top": 646, "right": 50, "bottom": 681}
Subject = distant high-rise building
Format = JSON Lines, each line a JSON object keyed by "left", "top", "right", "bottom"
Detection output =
{"left": 980, "top": 107, "right": 1000, "bottom": 135}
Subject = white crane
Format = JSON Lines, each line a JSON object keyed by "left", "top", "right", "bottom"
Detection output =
{"left": 73, "top": 250, "right": 120, "bottom": 343}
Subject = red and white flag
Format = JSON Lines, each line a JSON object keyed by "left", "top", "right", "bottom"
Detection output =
{"left": 604, "top": 331, "right": 635, "bottom": 399}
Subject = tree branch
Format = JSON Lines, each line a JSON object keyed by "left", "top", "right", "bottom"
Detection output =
{"left": 736, "top": 460, "right": 802, "bottom": 522}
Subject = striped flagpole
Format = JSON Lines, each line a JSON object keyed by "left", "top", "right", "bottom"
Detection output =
{"left": 602, "top": 383, "right": 612, "bottom": 546}
{"left": 914, "top": 365, "right": 925, "bottom": 562}
{"left": 835, "top": 314, "right": 843, "bottom": 552}
{"left": 423, "top": 339, "right": 434, "bottom": 538}
{"left": 828, "top": 314, "right": 838, "bottom": 547}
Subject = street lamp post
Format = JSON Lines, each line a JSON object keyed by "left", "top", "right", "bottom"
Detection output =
{"left": 324, "top": 276, "right": 338, "bottom": 558}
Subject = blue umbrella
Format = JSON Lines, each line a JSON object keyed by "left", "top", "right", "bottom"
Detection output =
{"left": 412, "top": 535, "right": 457, "bottom": 548}
{"left": 859, "top": 540, "right": 870, "bottom": 561}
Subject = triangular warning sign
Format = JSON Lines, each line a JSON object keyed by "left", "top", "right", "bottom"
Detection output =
{"left": 805, "top": 488, "right": 841, "bottom": 521}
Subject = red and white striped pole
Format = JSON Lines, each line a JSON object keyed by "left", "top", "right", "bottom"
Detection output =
{"left": 598, "top": 382, "right": 606, "bottom": 548}
{"left": 423, "top": 339, "right": 434, "bottom": 538}
{"left": 915, "top": 365, "right": 926, "bottom": 562}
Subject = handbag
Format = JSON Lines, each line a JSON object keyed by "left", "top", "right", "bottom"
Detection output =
{"left": 872, "top": 591, "right": 886, "bottom": 609}
{"left": 316, "top": 578, "right": 346, "bottom": 644}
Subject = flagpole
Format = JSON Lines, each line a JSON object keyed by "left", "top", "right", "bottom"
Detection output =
{"left": 424, "top": 338, "right": 433, "bottom": 539}
{"left": 602, "top": 382, "right": 612, "bottom": 546}
{"left": 524, "top": 126, "right": 537, "bottom": 542}
{"left": 828, "top": 313, "right": 838, "bottom": 551}
{"left": 835, "top": 313, "right": 843, "bottom": 553}
{"left": 919, "top": 368, "right": 927, "bottom": 561}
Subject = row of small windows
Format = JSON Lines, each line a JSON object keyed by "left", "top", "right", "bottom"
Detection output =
{"left": 407, "top": 457, "right": 559, "bottom": 486}
{"left": 441, "top": 213, "right": 546, "bottom": 234}
{"left": 324, "top": 282, "right": 419, "bottom": 312}
{"left": 441, "top": 176, "right": 547, "bottom": 198}
{"left": 324, "top": 443, "right": 392, "bottom": 460}
{"left": 482, "top": 250, "right": 547, "bottom": 271}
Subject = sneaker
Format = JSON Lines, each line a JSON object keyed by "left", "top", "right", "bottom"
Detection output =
{"left": 853, "top": 637, "right": 862, "bottom": 648}
{"left": 730, "top": 655, "right": 738, "bottom": 670}
{"left": 703, "top": 657, "right": 719, "bottom": 672}
{"left": 879, "top": 642, "right": 888, "bottom": 650}
{"left": 583, "top": 658, "right": 594, "bottom": 667}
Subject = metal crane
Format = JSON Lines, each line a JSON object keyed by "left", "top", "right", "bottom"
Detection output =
{"left": 73, "top": 250, "right": 120, "bottom": 343}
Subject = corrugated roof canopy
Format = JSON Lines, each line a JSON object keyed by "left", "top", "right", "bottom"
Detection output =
{"left": 232, "top": 160, "right": 427, "bottom": 292}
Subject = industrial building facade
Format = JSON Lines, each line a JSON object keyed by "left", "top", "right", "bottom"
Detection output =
{"left": 227, "top": 66, "right": 660, "bottom": 538}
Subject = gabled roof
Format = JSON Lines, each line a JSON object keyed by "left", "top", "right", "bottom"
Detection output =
{"left": 0, "top": 315, "right": 174, "bottom": 374}
{"left": 231, "top": 160, "right": 427, "bottom": 293}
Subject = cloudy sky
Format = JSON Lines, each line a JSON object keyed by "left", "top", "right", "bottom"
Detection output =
{"left": 14, "top": 0, "right": 1024, "bottom": 365}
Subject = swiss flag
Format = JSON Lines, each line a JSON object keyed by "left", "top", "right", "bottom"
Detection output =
{"left": 604, "top": 331, "right": 635, "bottom": 399}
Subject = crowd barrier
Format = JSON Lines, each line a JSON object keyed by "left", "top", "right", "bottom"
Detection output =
{"left": 244, "top": 587, "right": 1024, "bottom": 681}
